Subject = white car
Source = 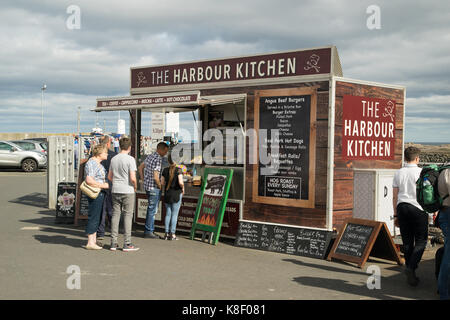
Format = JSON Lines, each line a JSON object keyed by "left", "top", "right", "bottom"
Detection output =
{"left": 0, "top": 140, "right": 47, "bottom": 172}
{"left": 9, "top": 140, "right": 47, "bottom": 157}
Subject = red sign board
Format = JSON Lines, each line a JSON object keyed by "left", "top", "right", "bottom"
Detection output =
{"left": 131, "top": 48, "right": 332, "bottom": 90}
{"left": 342, "top": 95, "right": 396, "bottom": 160}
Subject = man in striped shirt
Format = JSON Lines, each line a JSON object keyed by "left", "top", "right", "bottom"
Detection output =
{"left": 139, "top": 142, "right": 169, "bottom": 238}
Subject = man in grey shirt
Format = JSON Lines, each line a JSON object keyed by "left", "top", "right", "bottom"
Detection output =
{"left": 108, "top": 137, "right": 139, "bottom": 252}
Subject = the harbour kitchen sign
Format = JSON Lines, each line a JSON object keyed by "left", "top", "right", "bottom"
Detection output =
{"left": 130, "top": 48, "right": 332, "bottom": 92}
{"left": 342, "top": 95, "right": 396, "bottom": 160}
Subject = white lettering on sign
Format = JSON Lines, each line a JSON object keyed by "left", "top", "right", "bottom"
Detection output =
{"left": 172, "top": 58, "right": 296, "bottom": 84}
{"left": 342, "top": 95, "right": 396, "bottom": 160}
{"left": 151, "top": 70, "right": 169, "bottom": 85}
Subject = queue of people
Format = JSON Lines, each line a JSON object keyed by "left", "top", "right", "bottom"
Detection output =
{"left": 82, "top": 137, "right": 183, "bottom": 252}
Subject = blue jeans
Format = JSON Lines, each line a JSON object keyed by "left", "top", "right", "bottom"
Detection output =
{"left": 97, "top": 186, "right": 112, "bottom": 237}
{"left": 438, "top": 207, "right": 450, "bottom": 300}
{"left": 85, "top": 192, "right": 105, "bottom": 235}
{"left": 145, "top": 188, "right": 161, "bottom": 234}
{"left": 165, "top": 195, "right": 182, "bottom": 234}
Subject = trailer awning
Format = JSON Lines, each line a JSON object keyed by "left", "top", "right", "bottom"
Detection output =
{"left": 92, "top": 91, "right": 246, "bottom": 112}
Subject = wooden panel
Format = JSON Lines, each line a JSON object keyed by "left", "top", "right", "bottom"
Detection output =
{"left": 333, "top": 179, "right": 353, "bottom": 210}
{"left": 243, "top": 204, "right": 327, "bottom": 228}
{"left": 316, "top": 121, "right": 328, "bottom": 148}
{"left": 334, "top": 168, "right": 353, "bottom": 180}
{"left": 130, "top": 109, "right": 138, "bottom": 159}
{"left": 317, "top": 91, "right": 330, "bottom": 120}
{"left": 335, "top": 81, "right": 404, "bottom": 102}
{"left": 332, "top": 210, "right": 353, "bottom": 229}
{"left": 331, "top": 80, "right": 405, "bottom": 230}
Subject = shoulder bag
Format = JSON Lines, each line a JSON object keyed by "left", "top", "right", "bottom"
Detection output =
{"left": 80, "top": 160, "right": 103, "bottom": 199}
{"left": 80, "top": 180, "right": 101, "bottom": 199}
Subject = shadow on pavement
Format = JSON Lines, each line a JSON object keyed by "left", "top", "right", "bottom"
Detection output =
{"left": 287, "top": 256, "right": 439, "bottom": 300}
{"left": 283, "top": 258, "right": 369, "bottom": 276}
{"left": 33, "top": 234, "right": 85, "bottom": 248}
{"left": 9, "top": 192, "right": 48, "bottom": 208}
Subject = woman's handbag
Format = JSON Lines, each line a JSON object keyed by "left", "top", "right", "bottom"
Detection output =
{"left": 80, "top": 181, "right": 101, "bottom": 199}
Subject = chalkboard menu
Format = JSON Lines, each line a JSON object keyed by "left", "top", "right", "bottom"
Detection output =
{"left": 327, "top": 218, "right": 403, "bottom": 268}
{"left": 334, "top": 223, "right": 374, "bottom": 258}
{"left": 234, "top": 221, "right": 333, "bottom": 259}
{"left": 74, "top": 159, "right": 89, "bottom": 225}
{"left": 252, "top": 87, "right": 316, "bottom": 208}
{"left": 79, "top": 193, "right": 89, "bottom": 216}
{"left": 56, "top": 182, "right": 77, "bottom": 223}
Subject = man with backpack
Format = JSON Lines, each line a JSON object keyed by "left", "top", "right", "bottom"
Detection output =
{"left": 437, "top": 164, "right": 450, "bottom": 299}
{"left": 393, "top": 146, "right": 427, "bottom": 287}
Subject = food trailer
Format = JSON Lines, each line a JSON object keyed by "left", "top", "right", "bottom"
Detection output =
{"left": 93, "top": 45, "right": 405, "bottom": 245}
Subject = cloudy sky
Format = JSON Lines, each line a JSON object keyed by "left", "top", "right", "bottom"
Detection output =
{"left": 1, "top": 0, "right": 449, "bottom": 142}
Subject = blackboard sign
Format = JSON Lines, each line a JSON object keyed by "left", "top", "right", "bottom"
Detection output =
{"left": 190, "top": 167, "right": 233, "bottom": 245}
{"left": 327, "top": 218, "right": 403, "bottom": 268}
{"left": 234, "top": 221, "right": 333, "bottom": 259}
{"left": 74, "top": 159, "right": 89, "bottom": 226}
{"left": 79, "top": 193, "right": 89, "bottom": 216}
{"left": 56, "top": 182, "right": 77, "bottom": 223}
{"left": 252, "top": 87, "right": 316, "bottom": 208}
{"left": 334, "top": 223, "right": 374, "bottom": 258}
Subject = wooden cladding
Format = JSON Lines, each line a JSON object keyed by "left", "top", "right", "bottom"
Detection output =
{"left": 198, "top": 79, "right": 404, "bottom": 231}
{"left": 332, "top": 80, "right": 404, "bottom": 229}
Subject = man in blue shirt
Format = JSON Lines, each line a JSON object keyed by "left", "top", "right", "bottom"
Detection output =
{"left": 139, "top": 142, "right": 169, "bottom": 238}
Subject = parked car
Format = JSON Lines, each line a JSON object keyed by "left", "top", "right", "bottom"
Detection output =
{"left": 9, "top": 140, "right": 47, "bottom": 156}
{"left": 24, "top": 138, "right": 47, "bottom": 143}
{"left": 0, "top": 141, "right": 47, "bottom": 172}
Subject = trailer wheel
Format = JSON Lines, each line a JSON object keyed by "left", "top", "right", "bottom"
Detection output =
{"left": 22, "top": 158, "right": 37, "bottom": 172}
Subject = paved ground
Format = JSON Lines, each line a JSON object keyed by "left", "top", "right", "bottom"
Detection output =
{"left": 0, "top": 169, "right": 442, "bottom": 300}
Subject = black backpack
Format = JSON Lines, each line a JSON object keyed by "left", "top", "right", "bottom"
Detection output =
{"left": 416, "top": 164, "right": 450, "bottom": 213}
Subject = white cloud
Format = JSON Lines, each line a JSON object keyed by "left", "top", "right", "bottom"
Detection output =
{"left": 0, "top": 0, "right": 449, "bottom": 142}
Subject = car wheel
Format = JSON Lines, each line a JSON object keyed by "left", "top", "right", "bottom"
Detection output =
{"left": 22, "top": 158, "right": 37, "bottom": 172}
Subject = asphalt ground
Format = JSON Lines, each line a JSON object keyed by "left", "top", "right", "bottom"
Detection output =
{"left": 0, "top": 169, "right": 442, "bottom": 302}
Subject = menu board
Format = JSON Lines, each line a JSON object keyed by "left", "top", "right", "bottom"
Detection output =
{"left": 327, "top": 218, "right": 404, "bottom": 268}
{"left": 79, "top": 193, "right": 89, "bottom": 216}
{"left": 334, "top": 223, "right": 374, "bottom": 258}
{"left": 234, "top": 221, "right": 333, "bottom": 259}
{"left": 190, "top": 168, "right": 233, "bottom": 245}
{"left": 252, "top": 87, "right": 316, "bottom": 208}
{"left": 55, "top": 182, "right": 77, "bottom": 223}
{"left": 74, "top": 159, "right": 89, "bottom": 225}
